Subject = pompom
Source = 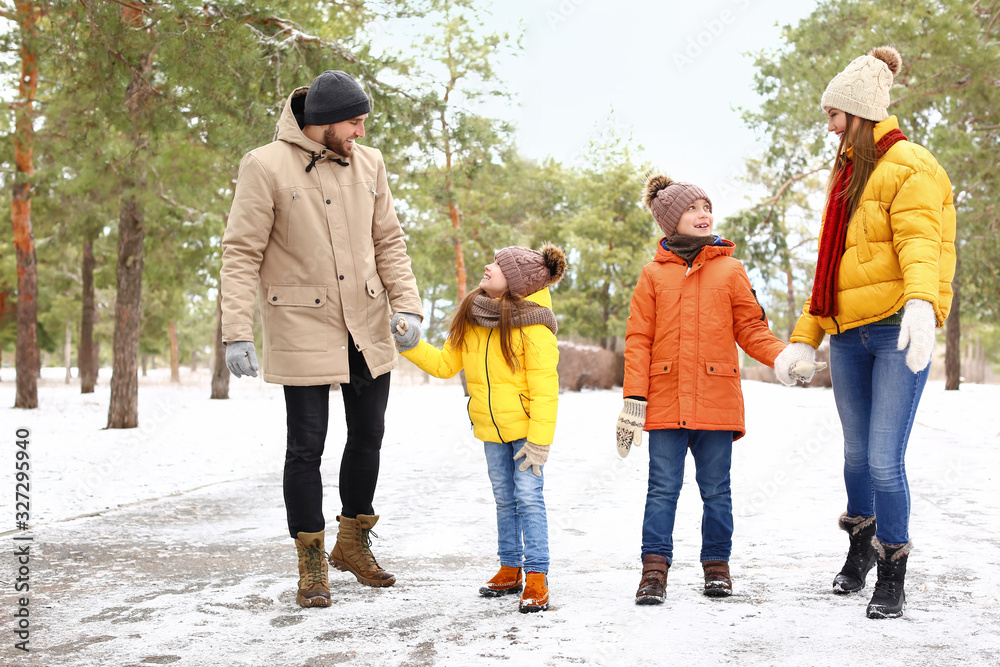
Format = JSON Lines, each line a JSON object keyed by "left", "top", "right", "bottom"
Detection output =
{"left": 869, "top": 45, "right": 902, "bottom": 76}
{"left": 643, "top": 174, "right": 674, "bottom": 211}
{"left": 539, "top": 242, "right": 567, "bottom": 285}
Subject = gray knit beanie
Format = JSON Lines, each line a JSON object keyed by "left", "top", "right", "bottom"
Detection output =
{"left": 820, "top": 46, "right": 902, "bottom": 121}
{"left": 303, "top": 70, "right": 371, "bottom": 126}
{"left": 494, "top": 243, "right": 567, "bottom": 299}
{"left": 642, "top": 174, "right": 712, "bottom": 238}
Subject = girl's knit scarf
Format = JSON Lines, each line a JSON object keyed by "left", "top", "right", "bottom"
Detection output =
{"left": 809, "top": 128, "right": 907, "bottom": 317}
{"left": 471, "top": 293, "right": 558, "bottom": 335}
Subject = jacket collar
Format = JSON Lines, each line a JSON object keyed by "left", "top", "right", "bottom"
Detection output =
{"left": 846, "top": 115, "right": 900, "bottom": 160}
{"left": 654, "top": 236, "right": 734, "bottom": 264}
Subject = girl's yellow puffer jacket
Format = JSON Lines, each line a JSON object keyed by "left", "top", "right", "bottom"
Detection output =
{"left": 401, "top": 288, "right": 559, "bottom": 445}
{"left": 791, "top": 116, "right": 957, "bottom": 347}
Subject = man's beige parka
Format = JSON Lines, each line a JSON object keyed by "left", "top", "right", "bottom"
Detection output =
{"left": 220, "top": 87, "right": 422, "bottom": 385}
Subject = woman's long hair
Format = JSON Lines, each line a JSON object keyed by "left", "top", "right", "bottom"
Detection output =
{"left": 826, "top": 112, "right": 878, "bottom": 221}
{"left": 447, "top": 287, "right": 523, "bottom": 373}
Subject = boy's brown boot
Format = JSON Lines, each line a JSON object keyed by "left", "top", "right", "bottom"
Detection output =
{"left": 635, "top": 554, "right": 668, "bottom": 605}
{"left": 294, "top": 530, "right": 332, "bottom": 607}
{"left": 479, "top": 565, "right": 524, "bottom": 597}
{"left": 329, "top": 514, "right": 396, "bottom": 588}
{"left": 519, "top": 572, "right": 549, "bottom": 613}
{"left": 702, "top": 560, "right": 732, "bottom": 597}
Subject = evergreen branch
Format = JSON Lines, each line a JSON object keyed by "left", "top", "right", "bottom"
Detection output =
{"left": 149, "top": 164, "right": 204, "bottom": 220}
{"left": 247, "top": 15, "right": 421, "bottom": 103}
{"left": 100, "top": 0, "right": 151, "bottom": 14}
{"left": 77, "top": 0, "right": 166, "bottom": 101}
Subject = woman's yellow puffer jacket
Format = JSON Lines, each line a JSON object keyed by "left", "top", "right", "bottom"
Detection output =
{"left": 791, "top": 116, "right": 957, "bottom": 347}
{"left": 401, "top": 288, "right": 559, "bottom": 445}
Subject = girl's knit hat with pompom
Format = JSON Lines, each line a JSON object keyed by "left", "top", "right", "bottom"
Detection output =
{"left": 821, "top": 46, "right": 903, "bottom": 121}
{"left": 643, "top": 174, "right": 711, "bottom": 239}
{"left": 494, "top": 242, "right": 567, "bottom": 299}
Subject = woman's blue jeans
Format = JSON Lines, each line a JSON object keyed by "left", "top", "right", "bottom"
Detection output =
{"left": 641, "top": 429, "right": 734, "bottom": 564}
{"left": 830, "top": 324, "right": 929, "bottom": 545}
{"left": 484, "top": 438, "right": 549, "bottom": 574}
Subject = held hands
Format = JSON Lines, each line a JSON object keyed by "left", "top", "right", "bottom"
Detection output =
{"left": 513, "top": 441, "right": 549, "bottom": 477}
{"left": 225, "top": 341, "right": 259, "bottom": 378}
{"left": 616, "top": 398, "right": 646, "bottom": 458}
{"left": 391, "top": 312, "right": 422, "bottom": 352}
{"left": 773, "top": 342, "right": 824, "bottom": 386}
{"left": 897, "top": 299, "right": 935, "bottom": 373}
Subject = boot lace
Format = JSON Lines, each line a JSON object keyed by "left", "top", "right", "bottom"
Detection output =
{"left": 302, "top": 545, "right": 327, "bottom": 587}
{"left": 359, "top": 528, "right": 381, "bottom": 570}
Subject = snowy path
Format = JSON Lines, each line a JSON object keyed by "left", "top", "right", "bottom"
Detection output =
{"left": 1, "top": 370, "right": 998, "bottom": 666}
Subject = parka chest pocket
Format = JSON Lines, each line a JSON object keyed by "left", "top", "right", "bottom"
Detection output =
{"left": 853, "top": 201, "right": 881, "bottom": 265}
{"left": 264, "top": 284, "right": 328, "bottom": 352}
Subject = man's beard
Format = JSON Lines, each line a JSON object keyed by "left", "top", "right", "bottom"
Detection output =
{"left": 323, "top": 127, "right": 353, "bottom": 157}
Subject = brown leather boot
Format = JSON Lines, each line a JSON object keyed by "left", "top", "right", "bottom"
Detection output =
{"left": 294, "top": 531, "right": 332, "bottom": 608}
{"left": 519, "top": 572, "right": 549, "bottom": 613}
{"left": 635, "top": 554, "right": 668, "bottom": 605}
{"left": 479, "top": 565, "right": 524, "bottom": 597}
{"left": 702, "top": 560, "right": 732, "bottom": 597}
{"left": 329, "top": 514, "right": 395, "bottom": 588}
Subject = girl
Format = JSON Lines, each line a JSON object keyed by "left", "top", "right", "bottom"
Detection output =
{"left": 395, "top": 243, "right": 566, "bottom": 613}
{"left": 774, "top": 46, "right": 957, "bottom": 619}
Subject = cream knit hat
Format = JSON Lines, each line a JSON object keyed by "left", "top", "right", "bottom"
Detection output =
{"left": 820, "top": 46, "right": 902, "bottom": 121}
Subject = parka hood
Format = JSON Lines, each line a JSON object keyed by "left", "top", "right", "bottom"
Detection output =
{"left": 273, "top": 87, "right": 353, "bottom": 168}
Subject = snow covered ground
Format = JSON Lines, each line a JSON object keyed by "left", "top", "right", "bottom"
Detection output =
{"left": 1, "top": 367, "right": 997, "bottom": 666}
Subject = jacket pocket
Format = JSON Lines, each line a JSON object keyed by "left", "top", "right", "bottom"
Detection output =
{"left": 649, "top": 360, "right": 674, "bottom": 376}
{"left": 705, "top": 361, "right": 740, "bottom": 378}
{"left": 365, "top": 271, "right": 391, "bottom": 341}
{"left": 264, "top": 284, "right": 328, "bottom": 352}
{"left": 853, "top": 201, "right": 878, "bottom": 265}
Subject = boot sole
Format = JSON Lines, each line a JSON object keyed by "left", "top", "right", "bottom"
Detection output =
{"left": 330, "top": 558, "right": 396, "bottom": 588}
{"left": 296, "top": 594, "right": 332, "bottom": 608}
{"left": 635, "top": 594, "right": 664, "bottom": 605}
{"left": 519, "top": 602, "right": 548, "bottom": 613}
{"left": 866, "top": 607, "right": 904, "bottom": 619}
{"left": 703, "top": 588, "right": 732, "bottom": 598}
{"left": 479, "top": 585, "right": 523, "bottom": 598}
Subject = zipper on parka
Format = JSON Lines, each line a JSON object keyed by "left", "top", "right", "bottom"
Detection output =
{"left": 484, "top": 329, "right": 506, "bottom": 443}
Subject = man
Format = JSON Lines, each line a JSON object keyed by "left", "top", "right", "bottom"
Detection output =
{"left": 220, "top": 70, "right": 423, "bottom": 608}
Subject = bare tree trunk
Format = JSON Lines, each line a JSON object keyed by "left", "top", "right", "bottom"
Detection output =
{"left": 79, "top": 238, "right": 97, "bottom": 393}
{"left": 64, "top": 319, "right": 72, "bottom": 383}
{"left": 168, "top": 321, "right": 180, "bottom": 382}
{"left": 11, "top": 0, "right": 40, "bottom": 409}
{"left": 106, "top": 6, "right": 154, "bottom": 427}
{"left": 141, "top": 353, "right": 148, "bottom": 376}
{"left": 441, "top": 109, "right": 467, "bottom": 302}
{"left": 210, "top": 292, "right": 229, "bottom": 399}
{"left": 785, "top": 269, "right": 796, "bottom": 340}
{"left": 107, "top": 187, "right": 145, "bottom": 428}
{"left": 945, "top": 251, "right": 961, "bottom": 391}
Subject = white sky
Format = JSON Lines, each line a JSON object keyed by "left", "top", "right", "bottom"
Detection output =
{"left": 378, "top": 0, "right": 822, "bottom": 219}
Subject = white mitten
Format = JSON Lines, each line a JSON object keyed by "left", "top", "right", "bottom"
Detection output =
{"left": 616, "top": 398, "right": 646, "bottom": 458}
{"left": 790, "top": 359, "right": 828, "bottom": 383}
{"left": 897, "top": 299, "right": 936, "bottom": 373}
{"left": 773, "top": 342, "right": 816, "bottom": 386}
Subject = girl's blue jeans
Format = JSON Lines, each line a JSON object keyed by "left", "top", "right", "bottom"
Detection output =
{"left": 641, "top": 429, "right": 734, "bottom": 564}
{"left": 484, "top": 438, "right": 549, "bottom": 574}
{"left": 830, "top": 324, "right": 929, "bottom": 545}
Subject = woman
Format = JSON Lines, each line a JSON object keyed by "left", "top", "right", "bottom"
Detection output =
{"left": 773, "top": 46, "right": 957, "bottom": 619}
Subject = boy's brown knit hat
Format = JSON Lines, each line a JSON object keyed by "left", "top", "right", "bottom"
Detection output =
{"left": 494, "top": 242, "right": 567, "bottom": 299}
{"left": 643, "top": 174, "right": 711, "bottom": 238}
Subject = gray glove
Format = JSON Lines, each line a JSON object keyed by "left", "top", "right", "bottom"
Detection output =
{"left": 225, "top": 341, "right": 259, "bottom": 378}
{"left": 513, "top": 441, "right": 549, "bottom": 477}
{"left": 391, "top": 312, "right": 422, "bottom": 352}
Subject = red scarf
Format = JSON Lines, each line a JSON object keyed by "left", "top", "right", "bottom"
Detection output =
{"left": 809, "top": 128, "right": 908, "bottom": 317}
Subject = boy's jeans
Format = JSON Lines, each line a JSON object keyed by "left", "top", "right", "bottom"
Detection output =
{"left": 484, "top": 438, "right": 549, "bottom": 574}
{"left": 641, "top": 429, "right": 734, "bottom": 564}
{"left": 831, "top": 324, "right": 929, "bottom": 545}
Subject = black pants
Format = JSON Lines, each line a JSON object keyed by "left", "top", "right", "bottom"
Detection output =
{"left": 282, "top": 338, "right": 390, "bottom": 538}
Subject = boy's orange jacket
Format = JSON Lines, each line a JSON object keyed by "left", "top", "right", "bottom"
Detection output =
{"left": 623, "top": 239, "right": 785, "bottom": 440}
